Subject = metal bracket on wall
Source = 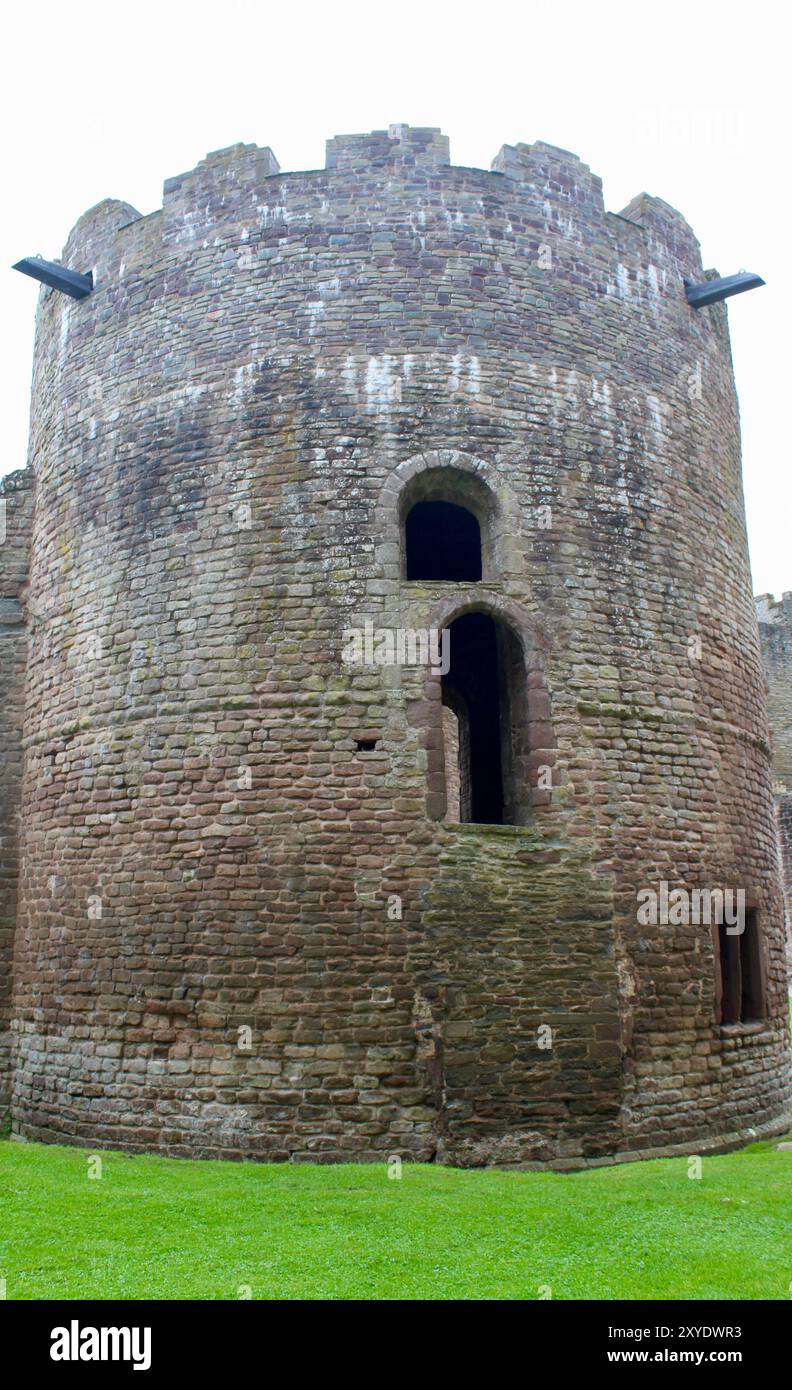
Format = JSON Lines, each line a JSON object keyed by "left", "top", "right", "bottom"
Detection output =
{"left": 12, "top": 256, "right": 93, "bottom": 300}
{"left": 684, "top": 271, "right": 765, "bottom": 309}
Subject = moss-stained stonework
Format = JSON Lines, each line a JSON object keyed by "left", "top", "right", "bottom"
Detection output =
{"left": 3, "top": 126, "right": 790, "bottom": 1163}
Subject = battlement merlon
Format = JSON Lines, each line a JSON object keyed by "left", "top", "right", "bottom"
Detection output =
{"left": 162, "top": 141, "right": 280, "bottom": 237}
{"left": 326, "top": 125, "right": 450, "bottom": 172}
{"left": 63, "top": 199, "right": 143, "bottom": 275}
{"left": 616, "top": 192, "right": 702, "bottom": 274}
{"left": 493, "top": 140, "right": 605, "bottom": 215}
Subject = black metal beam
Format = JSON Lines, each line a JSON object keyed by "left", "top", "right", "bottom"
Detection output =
{"left": 684, "top": 271, "right": 764, "bottom": 310}
{"left": 12, "top": 256, "right": 93, "bottom": 300}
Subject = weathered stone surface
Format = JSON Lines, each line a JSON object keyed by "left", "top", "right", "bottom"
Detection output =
{"left": 2, "top": 125, "right": 790, "bottom": 1164}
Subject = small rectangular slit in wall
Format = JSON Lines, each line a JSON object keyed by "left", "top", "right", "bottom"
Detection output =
{"left": 355, "top": 739, "right": 377, "bottom": 752}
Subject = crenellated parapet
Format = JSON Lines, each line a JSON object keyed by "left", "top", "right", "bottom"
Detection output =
{"left": 55, "top": 124, "right": 704, "bottom": 304}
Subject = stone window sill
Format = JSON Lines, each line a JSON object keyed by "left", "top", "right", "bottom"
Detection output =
{"left": 441, "top": 821, "right": 536, "bottom": 838}
{"left": 719, "top": 1020, "right": 770, "bottom": 1037}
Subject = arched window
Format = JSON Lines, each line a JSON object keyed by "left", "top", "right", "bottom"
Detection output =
{"left": 405, "top": 501, "right": 481, "bottom": 581}
{"left": 399, "top": 467, "right": 493, "bottom": 581}
{"left": 440, "top": 610, "right": 530, "bottom": 825}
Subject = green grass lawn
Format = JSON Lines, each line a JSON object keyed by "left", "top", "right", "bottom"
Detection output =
{"left": 1, "top": 1137, "right": 790, "bottom": 1300}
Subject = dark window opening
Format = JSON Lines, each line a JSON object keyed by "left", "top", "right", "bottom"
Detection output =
{"left": 441, "top": 611, "right": 527, "bottom": 825}
{"left": 355, "top": 739, "right": 378, "bottom": 752}
{"left": 718, "top": 908, "right": 765, "bottom": 1024}
{"left": 405, "top": 500, "right": 482, "bottom": 581}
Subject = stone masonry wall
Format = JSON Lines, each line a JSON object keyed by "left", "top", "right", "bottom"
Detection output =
{"left": 0, "top": 469, "right": 33, "bottom": 1120}
{"left": 8, "top": 126, "right": 791, "bottom": 1165}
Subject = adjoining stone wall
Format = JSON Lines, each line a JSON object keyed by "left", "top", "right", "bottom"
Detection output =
{"left": 8, "top": 126, "right": 791, "bottom": 1165}
{"left": 778, "top": 799, "right": 792, "bottom": 942}
{"left": 0, "top": 469, "right": 33, "bottom": 1120}
{"left": 756, "top": 592, "right": 792, "bottom": 969}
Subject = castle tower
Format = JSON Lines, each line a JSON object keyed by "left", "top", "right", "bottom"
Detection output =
{"left": 2, "top": 126, "right": 789, "bottom": 1164}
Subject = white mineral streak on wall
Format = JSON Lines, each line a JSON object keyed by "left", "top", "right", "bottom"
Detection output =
{"left": 366, "top": 355, "right": 401, "bottom": 411}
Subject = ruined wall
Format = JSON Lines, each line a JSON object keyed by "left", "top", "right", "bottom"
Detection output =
{"left": 756, "top": 592, "right": 792, "bottom": 961}
{"left": 9, "top": 126, "right": 790, "bottom": 1164}
{"left": 0, "top": 468, "right": 33, "bottom": 1119}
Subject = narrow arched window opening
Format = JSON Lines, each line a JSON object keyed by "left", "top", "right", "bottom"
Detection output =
{"left": 405, "top": 500, "right": 482, "bottom": 581}
{"left": 441, "top": 611, "right": 527, "bottom": 825}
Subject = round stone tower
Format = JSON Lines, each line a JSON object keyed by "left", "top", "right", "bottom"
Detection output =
{"left": 7, "top": 126, "right": 790, "bottom": 1164}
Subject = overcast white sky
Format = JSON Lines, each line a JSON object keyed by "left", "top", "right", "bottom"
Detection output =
{"left": 2, "top": 0, "right": 788, "bottom": 596}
